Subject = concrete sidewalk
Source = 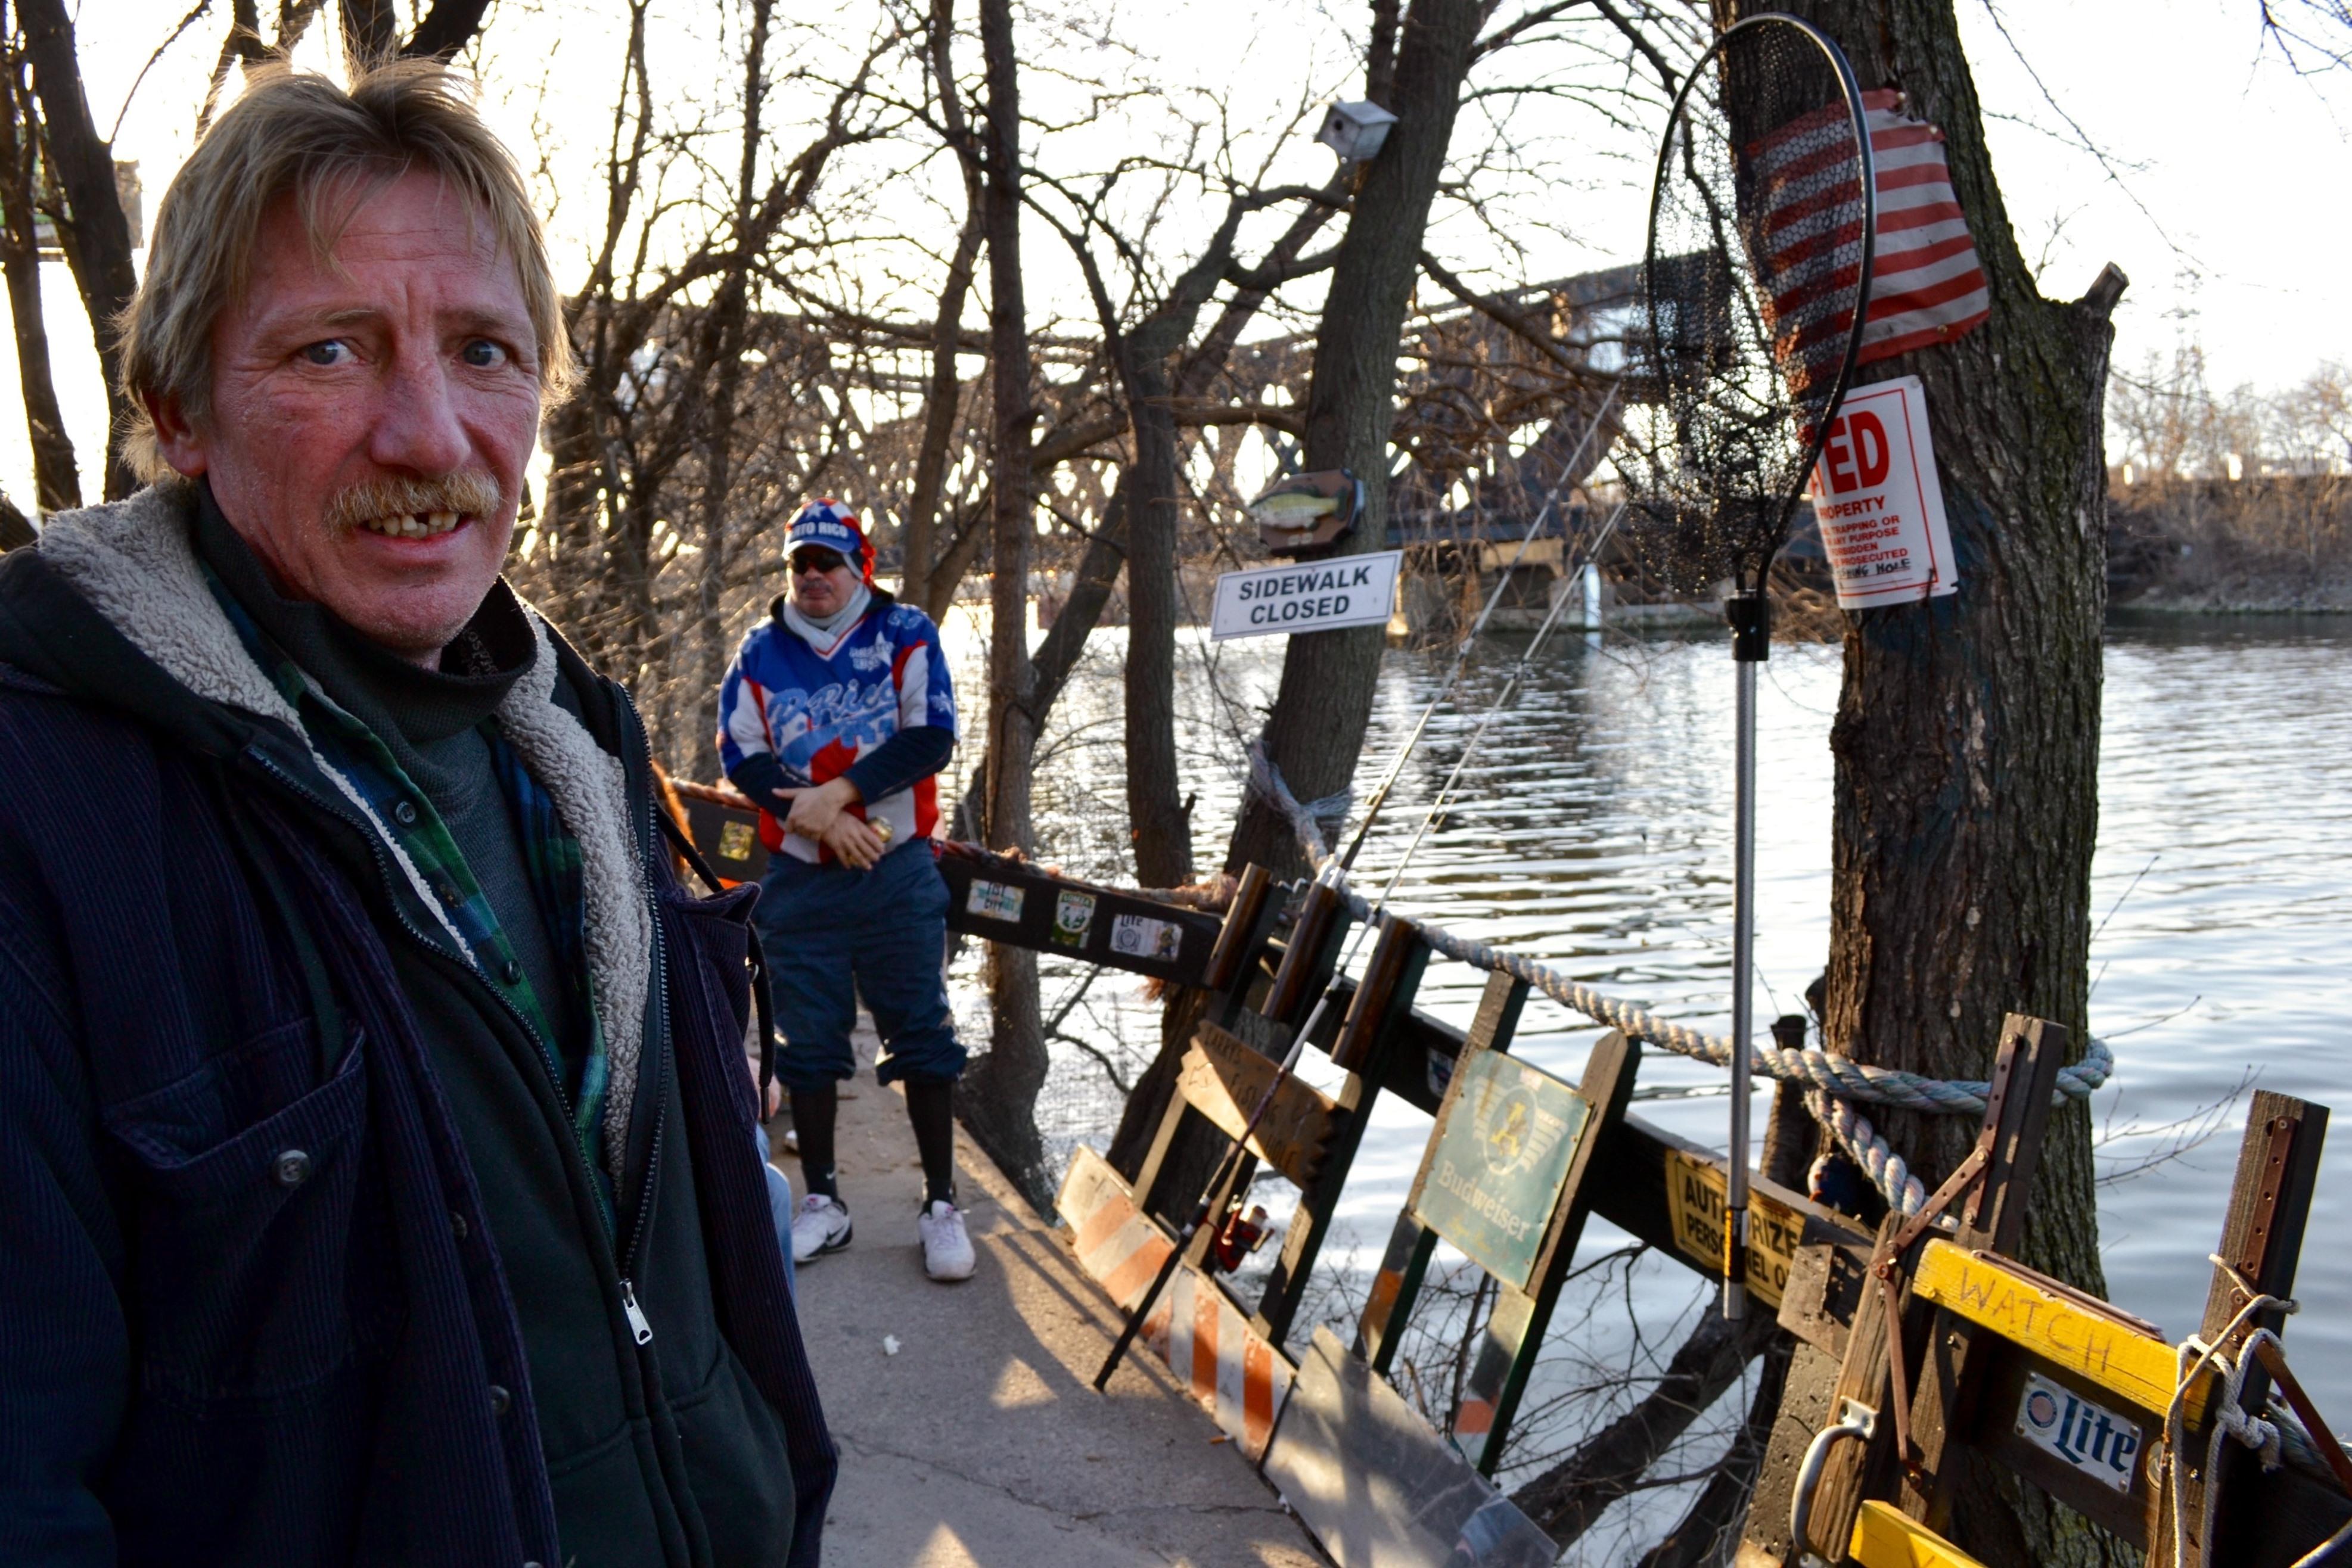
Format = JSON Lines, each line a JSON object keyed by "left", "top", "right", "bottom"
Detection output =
{"left": 769, "top": 1037, "right": 1326, "bottom": 1568}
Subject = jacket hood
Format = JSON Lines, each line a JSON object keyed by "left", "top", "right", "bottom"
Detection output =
{"left": 0, "top": 483, "right": 654, "bottom": 1183}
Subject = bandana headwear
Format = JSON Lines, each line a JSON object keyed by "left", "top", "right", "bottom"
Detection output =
{"left": 785, "top": 498, "right": 874, "bottom": 584}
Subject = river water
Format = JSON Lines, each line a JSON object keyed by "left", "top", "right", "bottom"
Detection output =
{"left": 939, "top": 608, "right": 2352, "bottom": 1541}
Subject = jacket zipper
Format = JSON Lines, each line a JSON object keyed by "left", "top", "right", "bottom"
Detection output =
{"left": 612, "top": 687, "right": 673, "bottom": 1298}
{"left": 253, "top": 742, "right": 655, "bottom": 1345}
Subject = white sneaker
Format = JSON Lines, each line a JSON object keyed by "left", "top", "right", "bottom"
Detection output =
{"left": 918, "top": 1200, "right": 975, "bottom": 1281}
{"left": 791, "top": 1194, "right": 853, "bottom": 1262}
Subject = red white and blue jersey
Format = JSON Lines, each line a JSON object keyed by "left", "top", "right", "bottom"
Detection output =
{"left": 717, "top": 595, "right": 956, "bottom": 863}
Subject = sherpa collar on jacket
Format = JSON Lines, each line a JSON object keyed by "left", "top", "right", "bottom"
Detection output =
{"left": 34, "top": 482, "right": 655, "bottom": 1184}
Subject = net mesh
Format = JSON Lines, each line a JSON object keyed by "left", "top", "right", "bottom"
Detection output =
{"left": 1625, "top": 17, "right": 1872, "bottom": 595}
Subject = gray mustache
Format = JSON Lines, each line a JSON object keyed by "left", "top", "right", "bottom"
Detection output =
{"left": 326, "top": 472, "right": 504, "bottom": 531}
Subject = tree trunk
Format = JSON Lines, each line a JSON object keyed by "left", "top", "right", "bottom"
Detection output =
{"left": 905, "top": 0, "right": 984, "bottom": 617}
{"left": 694, "top": 0, "right": 773, "bottom": 717}
{"left": 1220, "top": 0, "right": 1483, "bottom": 878}
{"left": 1121, "top": 352, "right": 1192, "bottom": 885}
{"left": 959, "top": 0, "right": 1050, "bottom": 1203}
{"left": 0, "top": 50, "right": 74, "bottom": 513}
{"left": 1722, "top": 3, "right": 2122, "bottom": 1561}
{"left": 17, "top": 0, "right": 137, "bottom": 499}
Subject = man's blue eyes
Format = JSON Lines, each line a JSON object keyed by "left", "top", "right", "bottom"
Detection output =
{"left": 299, "top": 339, "right": 510, "bottom": 367}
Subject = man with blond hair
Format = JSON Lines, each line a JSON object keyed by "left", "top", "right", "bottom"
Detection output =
{"left": 0, "top": 63, "right": 832, "bottom": 1566}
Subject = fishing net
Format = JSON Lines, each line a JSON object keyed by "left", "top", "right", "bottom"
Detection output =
{"left": 1625, "top": 15, "right": 1875, "bottom": 597}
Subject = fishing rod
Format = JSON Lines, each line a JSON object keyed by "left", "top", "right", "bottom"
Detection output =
{"left": 1095, "top": 505, "right": 1626, "bottom": 1392}
{"left": 1334, "top": 378, "right": 1623, "bottom": 875}
{"left": 1359, "top": 502, "right": 1623, "bottom": 913}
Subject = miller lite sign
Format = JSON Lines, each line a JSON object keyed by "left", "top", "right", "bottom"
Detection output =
{"left": 2013, "top": 1371, "right": 2142, "bottom": 1494}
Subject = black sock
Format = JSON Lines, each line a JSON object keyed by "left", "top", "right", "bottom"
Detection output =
{"left": 905, "top": 1077, "right": 958, "bottom": 1208}
{"left": 790, "top": 1086, "right": 841, "bottom": 1201}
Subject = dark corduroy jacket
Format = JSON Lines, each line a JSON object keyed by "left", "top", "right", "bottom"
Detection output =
{"left": 0, "top": 486, "right": 836, "bottom": 1566}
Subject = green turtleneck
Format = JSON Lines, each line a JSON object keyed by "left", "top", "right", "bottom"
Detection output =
{"left": 191, "top": 486, "right": 582, "bottom": 1068}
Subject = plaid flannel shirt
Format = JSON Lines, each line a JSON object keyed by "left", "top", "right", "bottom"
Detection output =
{"left": 204, "top": 570, "right": 617, "bottom": 1229}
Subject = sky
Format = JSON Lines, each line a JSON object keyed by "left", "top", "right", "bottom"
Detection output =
{"left": 7, "top": 0, "right": 2350, "bottom": 506}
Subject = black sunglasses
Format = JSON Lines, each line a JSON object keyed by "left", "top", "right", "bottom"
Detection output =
{"left": 790, "top": 549, "right": 848, "bottom": 576}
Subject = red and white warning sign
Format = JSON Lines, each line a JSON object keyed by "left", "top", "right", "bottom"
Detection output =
{"left": 1809, "top": 374, "right": 1958, "bottom": 608}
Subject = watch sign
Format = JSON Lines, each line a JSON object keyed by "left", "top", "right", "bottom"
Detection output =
{"left": 1809, "top": 374, "right": 1958, "bottom": 609}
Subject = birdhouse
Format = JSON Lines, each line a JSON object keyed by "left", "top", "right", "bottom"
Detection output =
{"left": 1248, "top": 469, "right": 1362, "bottom": 555}
{"left": 1315, "top": 100, "right": 1398, "bottom": 164}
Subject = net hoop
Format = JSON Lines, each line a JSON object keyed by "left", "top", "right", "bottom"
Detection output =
{"left": 1641, "top": 12, "right": 1878, "bottom": 596}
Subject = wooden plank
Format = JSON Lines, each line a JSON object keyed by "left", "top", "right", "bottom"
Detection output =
{"left": 1175, "top": 1023, "right": 1338, "bottom": 1191}
{"left": 1848, "top": 1500, "right": 1989, "bottom": 1568}
{"left": 934, "top": 844, "right": 1225, "bottom": 984}
{"left": 1900, "top": 1015, "right": 2071, "bottom": 1533}
{"left": 1909, "top": 1239, "right": 2185, "bottom": 1418}
{"left": 1356, "top": 1212, "right": 1437, "bottom": 1377}
{"left": 1778, "top": 1233, "right": 1868, "bottom": 1361}
{"left": 1457, "top": 1030, "right": 1641, "bottom": 1474}
{"left": 2163, "top": 1091, "right": 2331, "bottom": 1567}
{"left": 1741, "top": 1337, "right": 1843, "bottom": 1564}
{"left": 1972, "top": 1343, "right": 2153, "bottom": 1547}
{"left": 2229, "top": 1460, "right": 2352, "bottom": 1568}
{"left": 1260, "top": 1327, "right": 1559, "bottom": 1568}
{"left": 1253, "top": 921, "right": 1429, "bottom": 1350}
{"left": 1798, "top": 1211, "right": 1902, "bottom": 1562}
{"left": 1262, "top": 878, "right": 1350, "bottom": 1026}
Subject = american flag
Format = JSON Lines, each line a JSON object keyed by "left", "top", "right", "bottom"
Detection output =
{"left": 1746, "top": 87, "right": 1989, "bottom": 398}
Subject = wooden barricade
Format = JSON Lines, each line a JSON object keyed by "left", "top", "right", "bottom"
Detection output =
{"left": 1054, "top": 867, "right": 1378, "bottom": 1456}
{"left": 1257, "top": 994, "right": 1642, "bottom": 1566}
{"left": 1352, "top": 996, "right": 1641, "bottom": 1473}
{"left": 1123, "top": 882, "right": 1422, "bottom": 1352}
{"left": 1754, "top": 1022, "right": 2348, "bottom": 1568}
{"left": 669, "top": 777, "right": 1231, "bottom": 987}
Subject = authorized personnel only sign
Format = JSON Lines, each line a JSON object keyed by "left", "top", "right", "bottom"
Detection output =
{"left": 1809, "top": 374, "right": 1959, "bottom": 608}
{"left": 1209, "top": 550, "right": 1403, "bottom": 641}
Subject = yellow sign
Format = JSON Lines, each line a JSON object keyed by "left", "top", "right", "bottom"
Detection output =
{"left": 1910, "top": 1239, "right": 2188, "bottom": 1418}
{"left": 1848, "top": 1501, "right": 1990, "bottom": 1568}
{"left": 1663, "top": 1149, "right": 1804, "bottom": 1309}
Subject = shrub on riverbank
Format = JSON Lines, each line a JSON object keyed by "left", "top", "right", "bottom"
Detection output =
{"left": 2108, "top": 473, "right": 2352, "bottom": 612}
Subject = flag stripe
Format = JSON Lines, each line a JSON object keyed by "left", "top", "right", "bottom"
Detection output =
{"left": 1748, "top": 86, "right": 1988, "bottom": 395}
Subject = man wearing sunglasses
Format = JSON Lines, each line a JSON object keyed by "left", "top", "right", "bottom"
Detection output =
{"left": 717, "top": 500, "right": 973, "bottom": 1281}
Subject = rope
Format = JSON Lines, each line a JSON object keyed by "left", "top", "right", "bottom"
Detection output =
{"left": 2161, "top": 1269, "right": 2300, "bottom": 1568}
{"left": 1242, "top": 748, "right": 2115, "bottom": 1215}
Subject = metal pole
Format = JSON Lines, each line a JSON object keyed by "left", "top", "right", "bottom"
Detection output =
{"left": 1724, "top": 590, "right": 1767, "bottom": 1320}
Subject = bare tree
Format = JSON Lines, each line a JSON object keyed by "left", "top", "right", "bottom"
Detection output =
{"left": 15, "top": 0, "right": 139, "bottom": 499}
{"left": 961, "top": 0, "right": 1049, "bottom": 1193}
{"left": 1220, "top": 0, "right": 1488, "bottom": 876}
{"left": 0, "top": 13, "right": 73, "bottom": 513}
{"left": 1729, "top": 1, "right": 2124, "bottom": 1560}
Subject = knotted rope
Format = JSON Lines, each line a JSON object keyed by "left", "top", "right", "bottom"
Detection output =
{"left": 2161, "top": 1265, "right": 2297, "bottom": 1567}
{"left": 1244, "top": 740, "right": 2113, "bottom": 1215}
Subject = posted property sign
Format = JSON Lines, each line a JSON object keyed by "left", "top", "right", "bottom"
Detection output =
{"left": 1807, "top": 374, "right": 1959, "bottom": 608}
{"left": 1412, "top": 1050, "right": 1592, "bottom": 1292}
{"left": 1208, "top": 550, "right": 1403, "bottom": 641}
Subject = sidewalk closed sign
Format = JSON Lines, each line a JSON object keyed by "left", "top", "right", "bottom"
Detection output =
{"left": 1808, "top": 374, "right": 1959, "bottom": 608}
{"left": 1209, "top": 550, "right": 1403, "bottom": 641}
